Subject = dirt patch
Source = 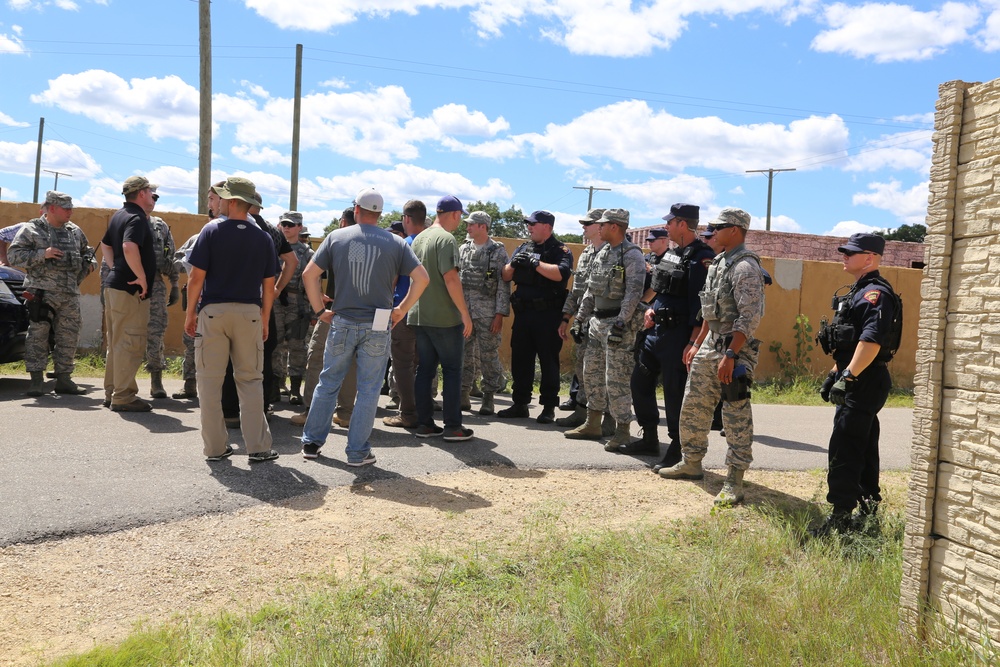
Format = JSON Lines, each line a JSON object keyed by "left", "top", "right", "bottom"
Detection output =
{"left": 1, "top": 467, "right": 890, "bottom": 666}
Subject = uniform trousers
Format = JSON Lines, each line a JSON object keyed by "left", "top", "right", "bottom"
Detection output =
{"left": 510, "top": 308, "right": 563, "bottom": 408}
{"left": 103, "top": 288, "right": 150, "bottom": 405}
{"left": 195, "top": 302, "right": 272, "bottom": 457}
{"left": 389, "top": 318, "right": 418, "bottom": 422}
{"left": 25, "top": 289, "right": 80, "bottom": 375}
{"left": 827, "top": 363, "right": 890, "bottom": 512}
{"left": 679, "top": 334, "right": 759, "bottom": 471}
{"left": 632, "top": 325, "right": 689, "bottom": 445}
{"left": 144, "top": 277, "right": 168, "bottom": 371}
{"left": 462, "top": 315, "right": 505, "bottom": 394}
{"left": 582, "top": 315, "right": 636, "bottom": 424}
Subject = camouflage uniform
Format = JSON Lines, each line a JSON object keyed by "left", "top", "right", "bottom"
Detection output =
{"left": 562, "top": 239, "right": 600, "bottom": 406}
{"left": 8, "top": 213, "right": 95, "bottom": 374}
{"left": 174, "top": 233, "right": 198, "bottom": 382}
{"left": 679, "top": 242, "right": 765, "bottom": 470}
{"left": 577, "top": 228, "right": 646, "bottom": 425}
{"left": 145, "top": 216, "right": 178, "bottom": 372}
{"left": 459, "top": 236, "right": 510, "bottom": 393}
{"left": 272, "top": 240, "right": 314, "bottom": 380}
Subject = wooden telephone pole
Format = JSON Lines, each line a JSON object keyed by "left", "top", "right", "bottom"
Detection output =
{"left": 745, "top": 168, "right": 796, "bottom": 231}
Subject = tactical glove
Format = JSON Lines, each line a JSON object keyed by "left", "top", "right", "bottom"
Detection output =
{"left": 607, "top": 319, "right": 626, "bottom": 346}
{"left": 167, "top": 285, "right": 180, "bottom": 307}
{"left": 569, "top": 320, "right": 584, "bottom": 344}
{"left": 829, "top": 370, "right": 856, "bottom": 406}
{"left": 819, "top": 371, "right": 837, "bottom": 403}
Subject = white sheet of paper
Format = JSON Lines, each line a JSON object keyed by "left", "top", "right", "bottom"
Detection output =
{"left": 373, "top": 308, "right": 392, "bottom": 331}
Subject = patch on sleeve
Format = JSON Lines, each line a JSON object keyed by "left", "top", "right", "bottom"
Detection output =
{"left": 863, "top": 290, "right": 881, "bottom": 305}
{"left": 701, "top": 258, "right": 713, "bottom": 269}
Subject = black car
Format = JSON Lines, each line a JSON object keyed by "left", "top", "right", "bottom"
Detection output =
{"left": 0, "top": 265, "right": 28, "bottom": 363}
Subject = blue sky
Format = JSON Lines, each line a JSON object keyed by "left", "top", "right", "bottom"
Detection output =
{"left": 1, "top": 0, "right": 997, "bottom": 238}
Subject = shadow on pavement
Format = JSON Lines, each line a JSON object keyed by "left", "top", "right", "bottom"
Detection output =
{"left": 753, "top": 434, "right": 827, "bottom": 454}
{"left": 208, "top": 457, "right": 326, "bottom": 510}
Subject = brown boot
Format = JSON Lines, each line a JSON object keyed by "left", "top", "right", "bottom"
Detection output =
{"left": 603, "top": 421, "right": 633, "bottom": 452}
{"left": 556, "top": 405, "right": 586, "bottom": 428}
{"left": 54, "top": 373, "right": 86, "bottom": 395}
{"left": 478, "top": 392, "right": 495, "bottom": 416}
{"left": 172, "top": 378, "right": 198, "bottom": 399}
{"left": 564, "top": 409, "right": 603, "bottom": 440}
{"left": 461, "top": 388, "right": 472, "bottom": 411}
{"left": 27, "top": 371, "right": 46, "bottom": 397}
{"left": 149, "top": 370, "right": 167, "bottom": 399}
{"left": 601, "top": 412, "right": 616, "bottom": 437}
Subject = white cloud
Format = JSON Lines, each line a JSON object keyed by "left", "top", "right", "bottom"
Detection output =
{"left": 0, "top": 139, "right": 101, "bottom": 179}
{"left": 0, "top": 30, "right": 26, "bottom": 54}
{"left": 978, "top": 4, "right": 1000, "bottom": 51}
{"left": 318, "top": 77, "right": 350, "bottom": 89}
{"left": 8, "top": 0, "right": 37, "bottom": 9}
{"left": 241, "top": 81, "right": 270, "bottom": 99}
{"left": 472, "top": 100, "right": 849, "bottom": 174}
{"left": 0, "top": 111, "right": 29, "bottom": 127}
{"left": 754, "top": 213, "right": 802, "bottom": 233}
{"left": 54, "top": 0, "right": 79, "bottom": 9}
{"left": 245, "top": 0, "right": 799, "bottom": 58}
{"left": 313, "top": 163, "right": 514, "bottom": 212}
{"left": 729, "top": 186, "right": 745, "bottom": 195}
{"left": 845, "top": 129, "right": 932, "bottom": 173}
{"left": 31, "top": 70, "right": 201, "bottom": 141}
{"left": 811, "top": 2, "right": 980, "bottom": 62}
{"left": 232, "top": 145, "right": 291, "bottom": 166}
{"left": 852, "top": 179, "right": 929, "bottom": 224}
{"left": 824, "top": 220, "right": 881, "bottom": 236}
{"left": 429, "top": 104, "right": 509, "bottom": 137}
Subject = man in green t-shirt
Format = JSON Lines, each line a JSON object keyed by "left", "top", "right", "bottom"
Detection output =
{"left": 408, "top": 195, "right": 474, "bottom": 441}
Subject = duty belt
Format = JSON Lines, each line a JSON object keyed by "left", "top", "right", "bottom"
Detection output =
{"left": 594, "top": 307, "right": 621, "bottom": 319}
{"left": 512, "top": 295, "right": 563, "bottom": 312}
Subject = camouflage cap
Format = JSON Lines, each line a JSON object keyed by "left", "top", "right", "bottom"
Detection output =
{"left": 579, "top": 208, "right": 605, "bottom": 225}
{"left": 212, "top": 177, "right": 257, "bottom": 206}
{"left": 597, "top": 208, "right": 630, "bottom": 228}
{"left": 279, "top": 211, "right": 303, "bottom": 225}
{"left": 711, "top": 208, "right": 751, "bottom": 230}
{"left": 122, "top": 175, "right": 157, "bottom": 196}
{"left": 464, "top": 210, "right": 491, "bottom": 226}
{"left": 44, "top": 190, "right": 73, "bottom": 209}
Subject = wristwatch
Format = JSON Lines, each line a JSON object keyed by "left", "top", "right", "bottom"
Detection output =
{"left": 725, "top": 349, "right": 737, "bottom": 360}
{"left": 841, "top": 368, "right": 857, "bottom": 381}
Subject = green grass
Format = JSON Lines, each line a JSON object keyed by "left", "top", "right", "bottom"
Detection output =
{"left": 45, "top": 505, "right": 989, "bottom": 666}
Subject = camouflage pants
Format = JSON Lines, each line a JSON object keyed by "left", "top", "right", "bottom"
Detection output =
{"left": 462, "top": 316, "right": 505, "bottom": 393}
{"left": 679, "top": 333, "right": 760, "bottom": 470}
{"left": 180, "top": 331, "right": 196, "bottom": 381}
{"left": 25, "top": 289, "right": 81, "bottom": 374}
{"left": 273, "top": 293, "right": 310, "bottom": 379}
{"left": 582, "top": 316, "right": 637, "bottom": 424}
{"left": 145, "top": 278, "right": 167, "bottom": 371}
{"left": 572, "top": 329, "right": 590, "bottom": 406}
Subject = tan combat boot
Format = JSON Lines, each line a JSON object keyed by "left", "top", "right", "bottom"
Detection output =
{"left": 658, "top": 457, "right": 704, "bottom": 480}
{"left": 603, "top": 421, "right": 633, "bottom": 452}
{"left": 172, "top": 378, "right": 197, "bottom": 399}
{"left": 479, "top": 392, "right": 495, "bottom": 416}
{"left": 26, "top": 371, "right": 46, "bottom": 397}
{"left": 556, "top": 405, "right": 587, "bottom": 428}
{"left": 564, "top": 409, "right": 603, "bottom": 440}
{"left": 54, "top": 373, "right": 86, "bottom": 395}
{"left": 601, "top": 412, "right": 616, "bottom": 437}
{"left": 461, "top": 388, "right": 472, "bottom": 411}
{"left": 149, "top": 370, "right": 167, "bottom": 399}
{"left": 714, "top": 467, "right": 745, "bottom": 506}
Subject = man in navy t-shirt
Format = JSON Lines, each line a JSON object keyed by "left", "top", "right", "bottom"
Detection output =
{"left": 185, "top": 177, "right": 279, "bottom": 463}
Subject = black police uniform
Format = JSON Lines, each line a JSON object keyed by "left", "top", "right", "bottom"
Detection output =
{"left": 631, "top": 239, "right": 714, "bottom": 454}
{"left": 508, "top": 236, "right": 573, "bottom": 409}
{"left": 823, "top": 270, "right": 896, "bottom": 515}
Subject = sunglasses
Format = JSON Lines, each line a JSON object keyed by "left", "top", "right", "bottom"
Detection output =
{"left": 280, "top": 221, "right": 301, "bottom": 228}
{"left": 841, "top": 250, "right": 874, "bottom": 257}
{"left": 151, "top": 194, "right": 159, "bottom": 202}
{"left": 712, "top": 223, "right": 735, "bottom": 231}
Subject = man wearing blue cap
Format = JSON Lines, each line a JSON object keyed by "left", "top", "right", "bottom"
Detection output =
{"left": 811, "top": 232, "right": 900, "bottom": 536}
{"left": 408, "top": 195, "right": 475, "bottom": 441}
{"left": 498, "top": 210, "right": 574, "bottom": 424}
{"left": 625, "top": 204, "right": 715, "bottom": 466}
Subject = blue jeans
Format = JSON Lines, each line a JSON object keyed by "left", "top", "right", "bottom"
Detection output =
{"left": 302, "top": 316, "right": 390, "bottom": 463}
{"left": 414, "top": 324, "right": 465, "bottom": 429}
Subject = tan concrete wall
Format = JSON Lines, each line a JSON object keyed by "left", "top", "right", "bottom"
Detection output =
{"left": 2, "top": 203, "right": 920, "bottom": 384}
{"left": 900, "top": 77, "right": 1000, "bottom": 647}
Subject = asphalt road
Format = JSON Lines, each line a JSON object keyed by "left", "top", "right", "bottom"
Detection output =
{"left": 0, "top": 374, "right": 913, "bottom": 547}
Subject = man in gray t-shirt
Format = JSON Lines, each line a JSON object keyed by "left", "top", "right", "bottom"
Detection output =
{"left": 299, "top": 187, "right": 429, "bottom": 466}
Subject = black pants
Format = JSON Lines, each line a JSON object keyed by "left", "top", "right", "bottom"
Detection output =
{"left": 631, "top": 325, "right": 688, "bottom": 445}
{"left": 510, "top": 308, "right": 563, "bottom": 408}
{"left": 827, "top": 363, "right": 891, "bottom": 512}
{"left": 222, "top": 308, "right": 278, "bottom": 418}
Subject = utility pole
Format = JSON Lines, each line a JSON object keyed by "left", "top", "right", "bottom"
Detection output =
{"left": 573, "top": 185, "right": 611, "bottom": 210}
{"left": 198, "top": 0, "right": 212, "bottom": 215}
{"left": 745, "top": 168, "right": 796, "bottom": 231}
{"left": 33, "top": 117, "right": 44, "bottom": 204}
{"left": 43, "top": 169, "right": 71, "bottom": 190}
{"left": 289, "top": 43, "right": 303, "bottom": 210}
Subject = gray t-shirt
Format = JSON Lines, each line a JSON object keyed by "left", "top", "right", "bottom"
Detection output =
{"left": 312, "top": 224, "right": 420, "bottom": 323}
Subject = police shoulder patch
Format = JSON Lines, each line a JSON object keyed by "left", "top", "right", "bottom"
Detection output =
{"left": 863, "top": 290, "right": 880, "bottom": 304}
{"left": 701, "top": 258, "right": 713, "bottom": 269}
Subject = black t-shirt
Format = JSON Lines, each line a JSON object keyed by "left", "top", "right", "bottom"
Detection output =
{"left": 102, "top": 202, "right": 156, "bottom": 295}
